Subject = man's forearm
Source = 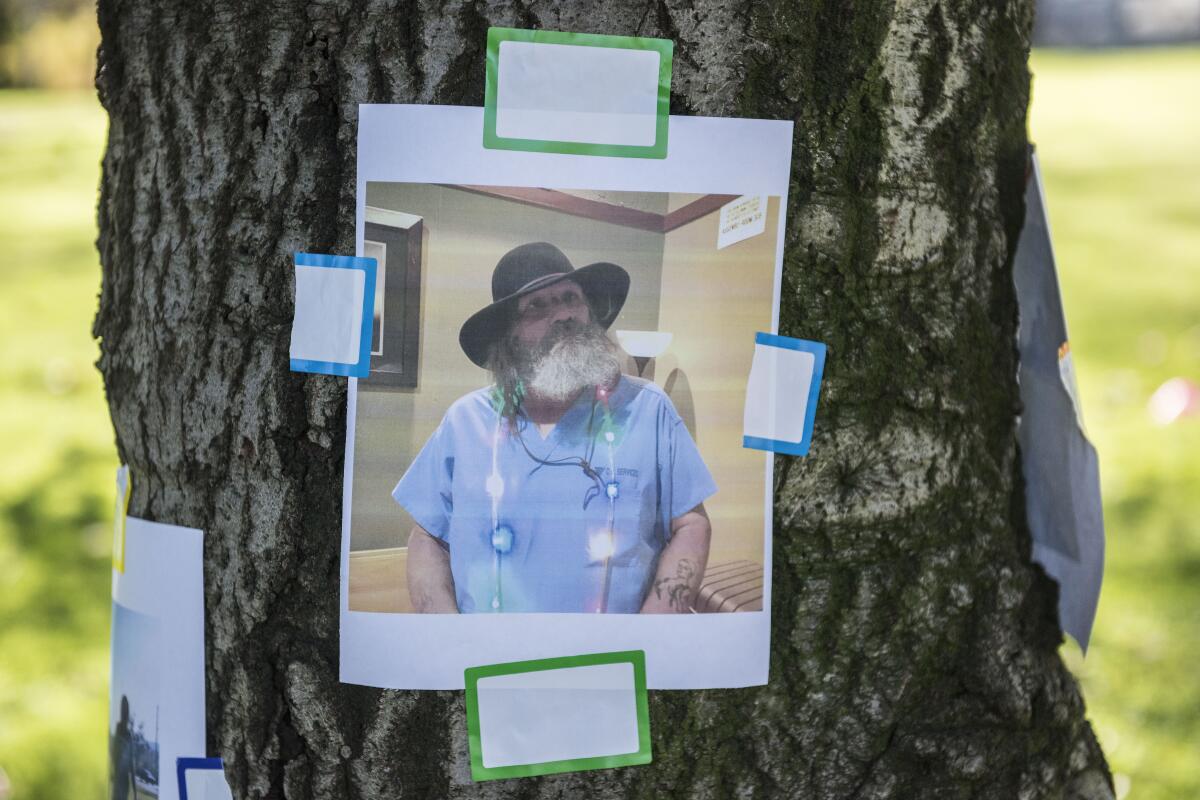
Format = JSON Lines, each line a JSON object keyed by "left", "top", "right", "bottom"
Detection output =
{"left": 640, "top": 507, "right": 712, "bottom": 613}
{"left": 406, "top": 526, "right": 459, "bottom": 613}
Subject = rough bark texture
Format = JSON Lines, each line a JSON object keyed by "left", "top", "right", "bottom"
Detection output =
{"left": 94, "top": 1, "right": 1113, "bottom": 798}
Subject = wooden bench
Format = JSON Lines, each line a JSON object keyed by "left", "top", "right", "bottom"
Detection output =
{"left": 694, "top": 560, "right": 764, "bottom": 613}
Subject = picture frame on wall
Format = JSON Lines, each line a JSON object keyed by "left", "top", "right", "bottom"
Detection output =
{"left": 363, "top": 214, "right": 423, "bottom": 389}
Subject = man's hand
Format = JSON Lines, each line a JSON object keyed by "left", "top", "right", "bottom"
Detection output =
{"left": 640, "top": 504, "right": 712, "bottom": 613}
{"left": 406, "top": 525, "right": 459, "bottom": 613}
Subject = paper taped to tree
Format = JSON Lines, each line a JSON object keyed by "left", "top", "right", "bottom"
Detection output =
{"left": 1014, "top": 150, "right": 1105, "bottom": 652}
{"left": 110, "top": 517, "right": 205, "bottom": 800}
{"left": 742, "top": 333, "right": 827, "bottom": 457}
{"left": 464, "top": 651, "right": 651, "bottom": 781}
{"left": 484, "top": 27, "right": 672, "bottom": 158}
{"left": 289, "top": 252, "right": 377, "bottom": 378}
{"left": 177, "top": 758, "right": 233, "bottom": 800}
{"left": 340, "top": 104, "right": 793, "bottom": 690}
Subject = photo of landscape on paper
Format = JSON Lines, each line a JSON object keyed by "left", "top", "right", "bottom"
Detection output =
{"left": 109, "top": 602, "right": 161, "bottom": 800}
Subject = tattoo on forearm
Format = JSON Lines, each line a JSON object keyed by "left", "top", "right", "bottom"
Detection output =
{"left": 653, "top": 559, "right": 697, "bottom": 612}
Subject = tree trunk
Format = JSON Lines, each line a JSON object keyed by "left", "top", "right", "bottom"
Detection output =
{"left": 94, "top": 1, "right": 1113, "bottom": 798}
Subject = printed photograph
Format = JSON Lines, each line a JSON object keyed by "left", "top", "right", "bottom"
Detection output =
{"left": 109, "top": 603, "right": 160, "bottom": 800}
{"left": 347, "top": 184, "right": 780, "bottom": 615}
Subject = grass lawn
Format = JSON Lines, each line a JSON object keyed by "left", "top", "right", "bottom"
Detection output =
{"left": 0, "top": 91, "right": 113, "bottom": 799}
{"left": 1031, "top": 47, "right": 1200, "bottom": 800}
{"left": 0, "top": 48, "right": 1197, "bottom": 800}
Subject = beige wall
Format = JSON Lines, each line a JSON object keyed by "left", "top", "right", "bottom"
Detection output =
{"left": 352, "top": 184, "right": 665, "bottom": 551}
{"left": 656, "top": 196, "right": 780, "bottom": 566}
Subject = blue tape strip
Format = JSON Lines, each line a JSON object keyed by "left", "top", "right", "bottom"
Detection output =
{"left": 743, "top": 435, "right": 812, "bottom": 456}
{"left": 742, "top": 332, "right": 827, "bottom": 457}
{"left": 177, "top": 757, "right": 224, "bottom": 800}
{"left": 289, "top": 251, "right": 377, "bottom": 378}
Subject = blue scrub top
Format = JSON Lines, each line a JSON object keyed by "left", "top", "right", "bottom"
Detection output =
{"left": 392, "top": 375, "right": 717, "bottom": 613}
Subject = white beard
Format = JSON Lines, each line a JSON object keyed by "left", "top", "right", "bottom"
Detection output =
{"left": 524, "top": 323, "right": 622, "bottom": 402}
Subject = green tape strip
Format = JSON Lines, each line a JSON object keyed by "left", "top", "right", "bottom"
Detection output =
{"left": 465, "top": 650, "right": 652, "bottom": 781}
{"left": 483, "top": 27, "right": 672, "bottom": 159}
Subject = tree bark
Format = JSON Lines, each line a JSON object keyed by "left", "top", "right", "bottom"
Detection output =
{"left": 94, "top": 1, "right": 1113, "bottom": 798}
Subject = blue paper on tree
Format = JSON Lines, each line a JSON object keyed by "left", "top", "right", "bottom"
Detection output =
{"left": 1014, "top": 150, "right": 1105, "bottom": 652}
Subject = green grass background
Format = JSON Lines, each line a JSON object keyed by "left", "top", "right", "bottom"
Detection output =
{"left": 0, "top": 49, "right": 1197, "bottom": 800}
{"left": 1031, "top": 49, "right": 1200, "bottom": 800}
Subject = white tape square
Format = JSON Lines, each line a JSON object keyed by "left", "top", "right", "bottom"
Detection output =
{"left": 495, "top": 40, "right": 660, "bottom": 146}
{"left": 290, "top": 265, "right": 365, "bottom": 364}
{"left": 742, "top": 333, "right": 826, "bottom": 456}
{"left": 476, "top": 662, "right": 640, "bottom": 769}
{"left": 185, "top": 770, "right": 233, "bottom": 800}
{"left": 744, "top": 344, "right": 814, "bottom": 443}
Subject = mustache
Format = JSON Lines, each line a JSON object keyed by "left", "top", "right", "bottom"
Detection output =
{"left": 537, "top": 318, "right": 586, "bottom": 349}
{"left": 517, "top": 318, "right": 592, "bottom": 366}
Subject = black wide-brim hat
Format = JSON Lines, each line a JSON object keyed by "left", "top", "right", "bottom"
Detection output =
{"left": 459, "top": 242, "right": 630, "bottom": 368}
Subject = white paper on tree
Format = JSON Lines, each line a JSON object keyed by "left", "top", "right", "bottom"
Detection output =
{"left": 290, "top": 265, "right": 366, "bottom": 364}
{"left": 185, "top": 769, "right": 234, "bottom": 800}
{"left": 110, "top": 517, "right": 205, "bottom": 800}
{"left": 476, "top": 662, "right": 640, "bottom": 768}
{"left": 717, "top": 195, "right": 768, "bottom": 249}
{"left": 344, "top": 105, "right": 793, "bottom": 690}
{"left": 495, "top": 41, "right": 660, "bottom": 146}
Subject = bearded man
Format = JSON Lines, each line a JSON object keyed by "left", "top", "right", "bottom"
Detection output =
{"left": 394, "top": 242, "right": 716, "bottom": 614}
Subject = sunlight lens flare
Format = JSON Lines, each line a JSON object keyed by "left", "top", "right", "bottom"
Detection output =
{"left": 587, "top": 529, "right": 616, "bottom": 562}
